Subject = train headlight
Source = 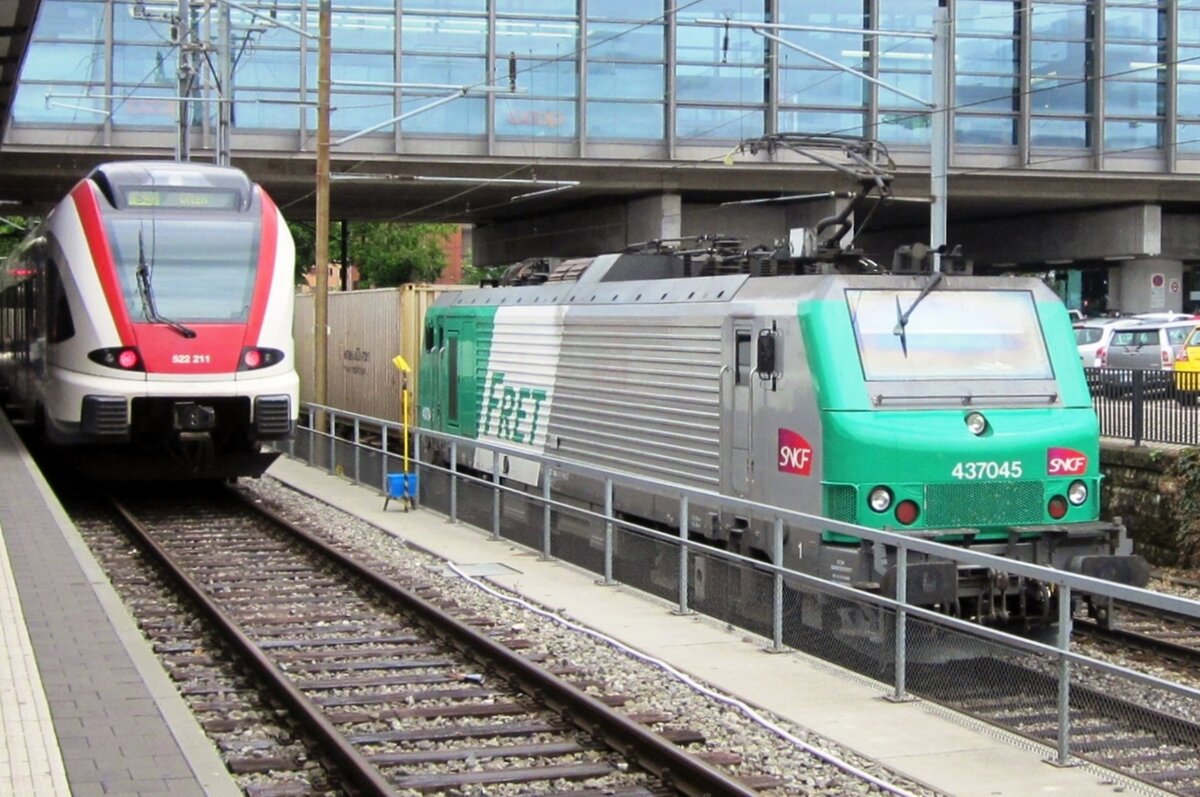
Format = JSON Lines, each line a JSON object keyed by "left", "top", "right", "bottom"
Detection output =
{"left": 1068, "top": 480, "right": 1089, "bottom": 506}
{"left": 965, "top": 412, "right": 988, "bottom": 436}
{"left": 868, "top": 487, "right": 893, "bottom": 512}
{"left": 88, "top": 347, "right": 144, "bottom": 371}
{"left": 238, "top": 347, "right": 284, "bottom": 371}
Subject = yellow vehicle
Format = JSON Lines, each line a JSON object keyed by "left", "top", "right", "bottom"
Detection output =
{"left": 1174, "top": 325, "right": 1200, "bottom": 405}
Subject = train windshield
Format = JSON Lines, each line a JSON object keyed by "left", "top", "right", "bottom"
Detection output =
{"left": 105, "top": 215, "right": 260, "bottom": 323}
{"left": 846, "top": 289, "right": 1054, "bottom": 381}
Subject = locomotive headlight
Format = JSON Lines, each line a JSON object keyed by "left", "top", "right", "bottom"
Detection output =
{"left": 965, "top": 412, "right": 988, "bottom": 436}
{"left": 1068, "top": 480, "right": 1089, "bottom": 506}
{"left": 868, "top": 487, "right": 893, "bottom": 512}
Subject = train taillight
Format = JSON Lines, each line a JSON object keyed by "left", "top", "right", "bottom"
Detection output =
{"left": 894, "top": 500, "right": 920, "bottom": 526}
{"left": 88, "top": 347, "right": 144, "bottom": 371}
{"left": 1047, "top": 496, "right": 1069, "bottom": 519}
{"left": 239, "top": 347, "right": 284, "bottom": 371}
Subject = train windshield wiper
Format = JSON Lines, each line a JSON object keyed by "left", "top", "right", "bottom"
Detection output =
{"left": 892, "top": 271, "right": 943, "bottom": 357}
{"left": 136, "top": 228, "right": 196, "bottom": 339}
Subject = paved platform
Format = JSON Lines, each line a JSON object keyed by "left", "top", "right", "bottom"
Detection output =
{"left": 268, "top": 455, "right": 1152, "bottom": 797}
{"left": 0, "top": 413, "right": 240, "bottom": 797}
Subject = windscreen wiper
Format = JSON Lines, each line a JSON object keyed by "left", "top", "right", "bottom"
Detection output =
{"left": 892, "top": 270, "right": 943, "bottom": 357}
{"left": 136, "top": 229, "right": 197, "bottom": 339}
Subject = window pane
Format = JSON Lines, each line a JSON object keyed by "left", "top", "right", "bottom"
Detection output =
{"left": 402, "top": 96, "right": 486, "bottom": 134}
{"left": 1105, "top": 6, "right": 1162, "bottom": 41}
{"left": 1032, "top": 40, "right": 1088, "bottom": 77}
{"left": 957, "top": 0, "right": 1018, "bottom": 36}
{"left": 404, "top": 0, "right": 486, "bottom": 12}
{"left": 1180, "top": 10, "right": 1200, "bottom": 44}
{"left": 233, "top": 91, "right": 302, "bottom": 130}
{"left": 111, "top": 89, "right": 175, "bottom": 125}
{"left": 957, "top": 74, "right": 1017, "bottom": 111}
{"left": 1104, "top": 119, "right": 1161, "bottom": 151}
{"left": 496, "top": 20, "right": 579, "bottom": 57}
{"left": 779, "top": 30, "right": 866, "bottom": 65}
{"left": 13, "top": 83, "right": 105, "bottom": 124}
{"left": 587, "top": 23, "right": 664, "bottom": 61}
{"left": 496, "top": 0, "right": 577, "bottom": 15}
{"left": 113, "top": 44, "right": 174, "bottom": 85}
{"left": 1031, "top": 79, "right": 1087, "bottom": 113}
{"left": 114, "top": 1, "right": 169, "bottom": 43}
{"left": 778, "top": 68, "right": 866, "bottom": 107}
{"left": 587, "top": 101, "right": 663, "bottom": 138}
{"left": 676, "top": 0, "right": 765, "bottom": 23}
{"left": 956, "top": 37, "right": 1017, "bottom": 74}
{"left": 332, "top": 11, "right": 395, "bottom": 51}
{"left": 676, "top": 64, "right": 765, "bottom": 102}
{"left": 878, "top": 0, "right": 933, "bottom": 30}
{"left": 1106, "top": 43, "right": 1163, "bottom": 75}
{"left": 238, "top": 49, "right": 302, "bottom": 91}
{"left": 1106, "top": 80, "right": 1162, "bottom": 116}
{"left": 496, "top": 98, "right": 576, "bottom": 137}
{"left": 587, "top": 62, "right": 663, "bottom": 100}
{"left": 1178, "top": 81, "right": 1200, "bottom": 115}
{"left": 877, "top": 112, "right": 930, "bottom": 144}
{"left": 22, "top": 41, "right": 106, "bottom": 83}
{"left": 955, "top": 114, "right": 1017, "bottom": 145}
{"left": 778, "top": 109, "right": 862, "bottom": 137}
{"left": 878, "top": 70, "right": 932, "bottom": 107}
{"left": 1032, "top": 3, "right": 1089, "bottom": 39}
{"left": 1030, "top": 117, "right": 1089, "bottom": 147}
{"left": 402, "top": 55, "right": 488, "bottom": 86}
{"left": 677, "top": 26, "right": 765, "bottom": 65}
{"left": 524, "top": 59, "right": 578, "bottom": 98}
{"left": 589, "top": 0, "right": 665, "bottom": 20}
{"left": 675, "top": 106, "right": 763, "bottom": 140}
{"left": 30, "top": 0, "right": 105, "bottom": 41}
{"left": 402, "top": 16, "right": 487, "bottom": 55}
{"left": 1177, "top": 123, "right": 1200, "bottom": 151}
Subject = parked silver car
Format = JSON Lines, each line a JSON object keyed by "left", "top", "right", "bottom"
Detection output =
{"left": 1098, "top": 320, "right": 1199, "bottom": 394}
{"left": 1073, "top": 318, "right": 1139, "bottom": 368}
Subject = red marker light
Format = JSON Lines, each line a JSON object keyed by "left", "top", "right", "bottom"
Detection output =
{"left": 118, "top": 349, "right": 139, "bottom": 369}
{"left": 894, "top": 500, "right": 920, "bottom": 526}
{"left": 243, "top": 349, "right": 262, "bottom": 369}
{"left": 1048, "top": 496, "right": 1068, "bottom": 520}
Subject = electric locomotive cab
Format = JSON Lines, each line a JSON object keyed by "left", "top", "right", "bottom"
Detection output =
{"left": 772, "top": 275, "right": 1148, "bottom": 621}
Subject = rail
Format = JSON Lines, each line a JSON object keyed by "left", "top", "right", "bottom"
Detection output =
{"left": 278, "top": 403, "right": 1200, "bottom": 789}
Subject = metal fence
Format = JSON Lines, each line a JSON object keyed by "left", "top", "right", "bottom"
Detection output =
{"left": 281, "top": 404, "right": 1200, "bottom": 787}
{"left": 1086, "top": 366, "right": 1200, "bottom": 446}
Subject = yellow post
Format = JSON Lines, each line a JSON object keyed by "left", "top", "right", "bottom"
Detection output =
{"left": 392, "top": 355, "right": 412, "bottom": 473}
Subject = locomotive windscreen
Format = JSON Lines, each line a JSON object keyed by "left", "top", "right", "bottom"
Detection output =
{"left": 846, "top": 288, "right": 1054, "bottom": 381}
{"left": 105, "top": 215, "right": 261, "bottom": 323}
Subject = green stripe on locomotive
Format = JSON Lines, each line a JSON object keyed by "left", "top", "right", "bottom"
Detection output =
{"left": 802, "top": 296, "right": 1102, "bottom": 541}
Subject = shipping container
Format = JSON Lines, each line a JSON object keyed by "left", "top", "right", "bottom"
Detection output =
{"left": 294, "top": 284, "right": 467, "bottom": 423}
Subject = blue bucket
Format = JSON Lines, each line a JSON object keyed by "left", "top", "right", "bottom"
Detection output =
{"left": 387, "top": 472, "right": 419, "bottom": 499}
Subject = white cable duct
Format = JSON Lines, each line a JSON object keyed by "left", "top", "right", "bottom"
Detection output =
{"left": 445, "top": 562, "right": 919, "bottom": 797}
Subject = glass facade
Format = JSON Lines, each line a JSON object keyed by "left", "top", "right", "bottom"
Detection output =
{"left": 6, "top": 0, "right": 1199, "bottom": 161}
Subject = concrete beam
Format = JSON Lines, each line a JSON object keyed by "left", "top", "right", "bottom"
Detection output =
{"left": 951, "top": 205, "right": 1161, "bottom": 265}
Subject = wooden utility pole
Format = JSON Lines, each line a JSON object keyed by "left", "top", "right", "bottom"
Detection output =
{"left": 315, "top": 0, "right": 331, "bottom": 424}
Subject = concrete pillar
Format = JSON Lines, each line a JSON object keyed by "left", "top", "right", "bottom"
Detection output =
{"left": 627, "top": 194, "right": 681, "bottom": 245}
{"left": 1108, "top": 257, "right": 1185, "bottom": 314}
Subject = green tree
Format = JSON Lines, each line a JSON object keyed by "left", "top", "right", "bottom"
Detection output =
{"left": 353, "top": 222, "right": 455, "bottom": 286}
{"left": 0, "top": 217, "right": 32, "bottom": 260}
{"left": 286, "top": 220, "right": 457, "bottom": 287}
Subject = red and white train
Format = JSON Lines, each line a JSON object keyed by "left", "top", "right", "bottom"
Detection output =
{"left": 0, "top": 161, "right": 298, "bottom": 478}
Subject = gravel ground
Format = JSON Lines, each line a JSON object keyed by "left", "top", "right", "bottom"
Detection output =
{"left": 237, "top": 476, "right": 941, "bottom": 797}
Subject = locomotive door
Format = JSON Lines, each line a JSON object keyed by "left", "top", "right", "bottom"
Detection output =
{"left": 439, "top": 318, "right": 475, "bottom": 437}
{"left": 729, "top": 320, "right": 753, "bottom": 496}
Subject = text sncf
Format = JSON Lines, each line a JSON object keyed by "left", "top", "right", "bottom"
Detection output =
{"left": 1047, "top": 447, "right": 1088, "bottom": 476}
{"left": 778, "top": 429, "right": 813, "bottom": 476}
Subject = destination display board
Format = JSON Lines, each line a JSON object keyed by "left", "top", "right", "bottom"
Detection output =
{"left": 125, "top": 188, "right": 240, "bottom": 210}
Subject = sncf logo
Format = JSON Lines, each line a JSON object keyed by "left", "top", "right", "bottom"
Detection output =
{"left": 778, "top": 429, "right": 814, "bottom": 476}
{"left": 1047, "top": 447, "right": 1088, "bottom": 476}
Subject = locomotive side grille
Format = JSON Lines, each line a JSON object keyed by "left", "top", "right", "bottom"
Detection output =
{"left": 824, "top": 484, "right": 858, "bottom": 522}
{"left": 81, "top": 396, "right": 129, "bottom": 438}
{"left": 254, "top": 395, "right": 293, "bottom": 438}
{"left": 925, "top": 481, "right": 1044, "bottom": 527}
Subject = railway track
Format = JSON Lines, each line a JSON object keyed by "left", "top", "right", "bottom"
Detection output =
{"left": 1075, "top": 603, "right": 1200, "bottom": 671}
{"left": 914, "top": 656, "right": 1200, "bottom": 796}
{"left": 70, "top": 483, "right": 771, "bottom": 796}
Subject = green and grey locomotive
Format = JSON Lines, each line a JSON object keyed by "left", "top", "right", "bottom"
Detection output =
{"left": 416, "top": 245, "right": 1148, "bottom": 624}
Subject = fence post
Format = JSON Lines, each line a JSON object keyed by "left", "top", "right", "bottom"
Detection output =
{"left": 328, "top": 411, "right": 337, "bottom": 473}
{"left": 601, "top": 478, "right": 615, "bottom": 585}
{"left": 772, "top": 518, "right": 784, "bottom": 652}
{"left": 380, "top": 424, "right": 390, "bottom": 494}
{"left": 676, "top": 495, "right": 690, "bottom": 615}
{"left": 491, "top": 455, "right": 502, "bottom": 541}
{"left": 352, "top": 417, "right": 361, "bottom": 485}
{"left": 411, "top": 429, "right": 422, "bottom": 508}
{"left": 449, "top": 440, "right": 458, "bottom": 523}
{"left": 541, "top": 472, "right": 552, "bottom": 560}
{"left": 892, "top": 546, "right": 908, "bottom": 701}
{"left": 1131, "top": 370, "right": 1144, "bottom": 446}
{"left": 1054, "top": 584, "right": 1073, "bottom": 765}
